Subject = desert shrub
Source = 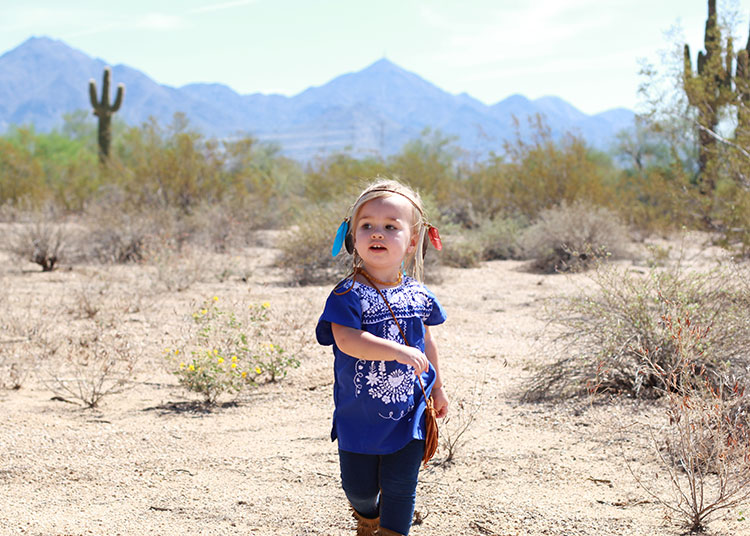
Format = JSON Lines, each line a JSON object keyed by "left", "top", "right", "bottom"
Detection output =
{"left": 388, "top": 129, "right": 462, "bottom": 205}
{"left": 440, "top": 217, "right": 525, "bottom": 269}
{"left": 81, "top": 212, "right": 153, "bottom": 263}
{"left": 110, "top": 114, "right": 226, "bottom": 213}
{"left": 520, "top": 200, "right": 630, "bottom": 273}
{"left": 628, "top": 308, "right": 750, "bottom": 533}
{"left": 7, "top": 213, "right": 66, "bottom": 271}
{"left": 523, "top": 254, "right": 750, "bottom": 401}
{"left": 142, "top": 238, "right": 204, "bottom": 293}
{"left": 0, "top": 122, "right": 102, "bottom": 212}
{"left": 464, "top": 116, "right": 618, "bottom": 221}
{"left": 43, "top": 328, "right": 138, "bottom": 408}
{"left": 78, "top": 190, "right": 180, "bottom": 264}
{"left": 67, "top": 281, "right": 107, "bottom": 319}
{"left": 440, "top": 229, "right": 484, "bottom": 268}
{"left": 0, "top": 137, "right": 46, "bottom": 207}
{"left": 712, "top": 176, "right": 750, "bottom": 256}
{"left": 304, "top": 153, "right": 388, "bottom": 205}
{"left": 276, "top": 202, "right": 350, "bottom": 285}
{"left": 166, "top": 297, "right": 299, "bottom": 404}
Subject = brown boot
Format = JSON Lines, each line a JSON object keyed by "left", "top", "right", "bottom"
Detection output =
{"left": 351, "top": 508, "right": 379, "bottom": 536}
{"left": 377, "top": 527, "right": 405, "bottom": 536}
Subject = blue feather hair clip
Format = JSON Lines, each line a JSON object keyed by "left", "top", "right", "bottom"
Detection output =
{"left": 331, "top": 219, "right": 349, "bottom": 256}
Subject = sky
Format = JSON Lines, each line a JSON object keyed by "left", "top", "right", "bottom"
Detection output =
{"left": 2, "top": 0, "right": 750, "bottom": 115}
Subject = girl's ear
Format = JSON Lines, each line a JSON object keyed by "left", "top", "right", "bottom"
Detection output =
{"left": 406, "top": 229, "right": 418, "bottom": 254}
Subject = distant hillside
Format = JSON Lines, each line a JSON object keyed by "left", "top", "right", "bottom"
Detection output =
{"left": 0, "top": 37, "right": 635, "bottom": 161}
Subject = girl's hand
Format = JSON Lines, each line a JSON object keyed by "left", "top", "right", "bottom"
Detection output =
{"left": 395, "top": 347, "right": 429, "bottom": 375}
{"left": 431, "top": 386, "right": 449, "bottom": 418}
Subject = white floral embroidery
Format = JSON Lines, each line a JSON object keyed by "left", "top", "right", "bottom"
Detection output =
{"left": 363, "top": 361, "right": 415, "bottom": 406}
{"left": 379, "top": 408, "right": 411, "bottom": 421}
{"left": 353, "top": 360, "right": 367, "bottom": 396}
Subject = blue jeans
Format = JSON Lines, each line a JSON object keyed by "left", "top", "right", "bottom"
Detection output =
{"left": 339, "top": 439, "right": 425, "bottom": 535}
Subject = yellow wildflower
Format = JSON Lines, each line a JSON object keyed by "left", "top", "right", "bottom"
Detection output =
{"left": 231, "top": 355, "right": 238, "bottom": 362}
{"left": 262, "top": 301, "right": 270, "bottom": 308}
{"left": 213, "top": 349, "right": 219, "bottom": 355}
{"left": 212, "top": 296, "right": 219, "bottom": 302}
{"left": 217, "top": 357, "right": 224, "bottom": 364}
{"left": 200, "top": 308, "right": 208, "bottom": 315}
{"left": 174, "top": 349, "right": 179, "bottom": 355}
{"left": 231, "top": 363, "right": 237, "bottom": 369}
{"left": 241, "top": 371, "right": 247, "bottom": 378}
{"left": 255, "top": 367, "right": 262, "bottom": 374}
{"left": 188, "top": 364, "right": 195, "bottom": 371}
{"left": 179, "top": 362, "right": 185, "bottom": 369}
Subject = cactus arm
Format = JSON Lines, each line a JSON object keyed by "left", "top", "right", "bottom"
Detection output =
{"left": 112, "top": 84, "right": 124, "bottom": 112}
{"left": 89, "top": 79, "right": 99, "bottom": 111}
{"left": 684, "top": 44, "right": 693, "bottom": 77}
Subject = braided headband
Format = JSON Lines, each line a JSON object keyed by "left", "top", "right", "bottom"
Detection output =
{"left": 331, "top": 188, "right": 442, "bottom": 257}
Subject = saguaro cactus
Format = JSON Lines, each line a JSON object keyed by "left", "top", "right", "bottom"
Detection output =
{"left": 89, "top": 67, "right": 124, "bottom": 163}
{"left": 683, "top": 0, "right": 733, "bottom": 192}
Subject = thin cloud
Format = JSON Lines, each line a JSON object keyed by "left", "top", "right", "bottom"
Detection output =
{"left": 136, "top": 12, "right": 187, "bottom": 30}
{"left": 190, "top": 0, "right": 258, "bottom": 14}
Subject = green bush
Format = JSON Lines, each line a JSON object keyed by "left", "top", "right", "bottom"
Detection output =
{"left": 166, "top": 297, "right": 298, "bottom": 404}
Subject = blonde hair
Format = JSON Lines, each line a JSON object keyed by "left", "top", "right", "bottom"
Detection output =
{"left": 347, "top": 178, "right": 430, "bottom": 282}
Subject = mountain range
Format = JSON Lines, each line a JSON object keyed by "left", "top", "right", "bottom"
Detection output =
{"left": 0, "top": 37, "right": 634, "bottom": 161}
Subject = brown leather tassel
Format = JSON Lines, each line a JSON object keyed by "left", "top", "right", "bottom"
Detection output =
{"left": 422, "top": 395, "right": 439, "bottom": 466}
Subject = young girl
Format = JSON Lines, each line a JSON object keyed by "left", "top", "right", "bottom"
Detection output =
{"left": 315, "top": 179, "right": 448, "bottom": 536}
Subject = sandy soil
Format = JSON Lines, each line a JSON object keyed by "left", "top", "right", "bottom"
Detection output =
{"left": 0, "top": 234, "right": 746, "bottom": 536}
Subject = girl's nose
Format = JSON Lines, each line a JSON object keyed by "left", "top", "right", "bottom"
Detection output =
{"left": 371, "top": 228, "right": 384, "bottom": 239}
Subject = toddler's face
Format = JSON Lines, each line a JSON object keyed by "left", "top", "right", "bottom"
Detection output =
{"left": 353, "top": 195, "right": 417, "bottom": 274}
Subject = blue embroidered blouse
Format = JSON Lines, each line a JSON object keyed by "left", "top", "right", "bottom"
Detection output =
{"left": 316, "top": 276, "right": 447, "bottom": 455}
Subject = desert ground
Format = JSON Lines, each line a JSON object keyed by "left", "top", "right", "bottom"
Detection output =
{"left": 0, "top": 232, "right": 746, "bottom": 536}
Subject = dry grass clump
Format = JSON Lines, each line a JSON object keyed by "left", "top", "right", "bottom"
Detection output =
{"left": 523, "top": 256, "right": 750, "bottom": 401}
{"left": 520, "top": 200, "right": 630, "bottom": 273}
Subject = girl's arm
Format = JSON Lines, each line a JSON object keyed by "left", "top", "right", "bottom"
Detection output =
{"left": 425, "top": 325, "right": 449, "bottom": 418}
{"left": 331, "top": 323, "right": 430, "bottom": 374}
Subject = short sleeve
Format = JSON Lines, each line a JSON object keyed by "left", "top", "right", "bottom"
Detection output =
{"left": 315, "top": 282, "right": 363, "bottom": 346}
{"left": 424, "top": 287, "right": 447, "bottom": 326}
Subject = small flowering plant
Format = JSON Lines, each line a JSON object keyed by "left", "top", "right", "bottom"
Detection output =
{"left": 166, "top": 297, "right": 299, "bottom": 403}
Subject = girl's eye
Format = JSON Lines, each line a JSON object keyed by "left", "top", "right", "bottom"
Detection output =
{"left": 361, "top": 223, "right": 371, "bottom": 230}
{"left": 386, "top": 225, "right": 396, "bottom": 230}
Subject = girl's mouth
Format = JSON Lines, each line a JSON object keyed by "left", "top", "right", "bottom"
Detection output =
{"left": 370, "top": 244, "right": 386, "bottom": 251}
